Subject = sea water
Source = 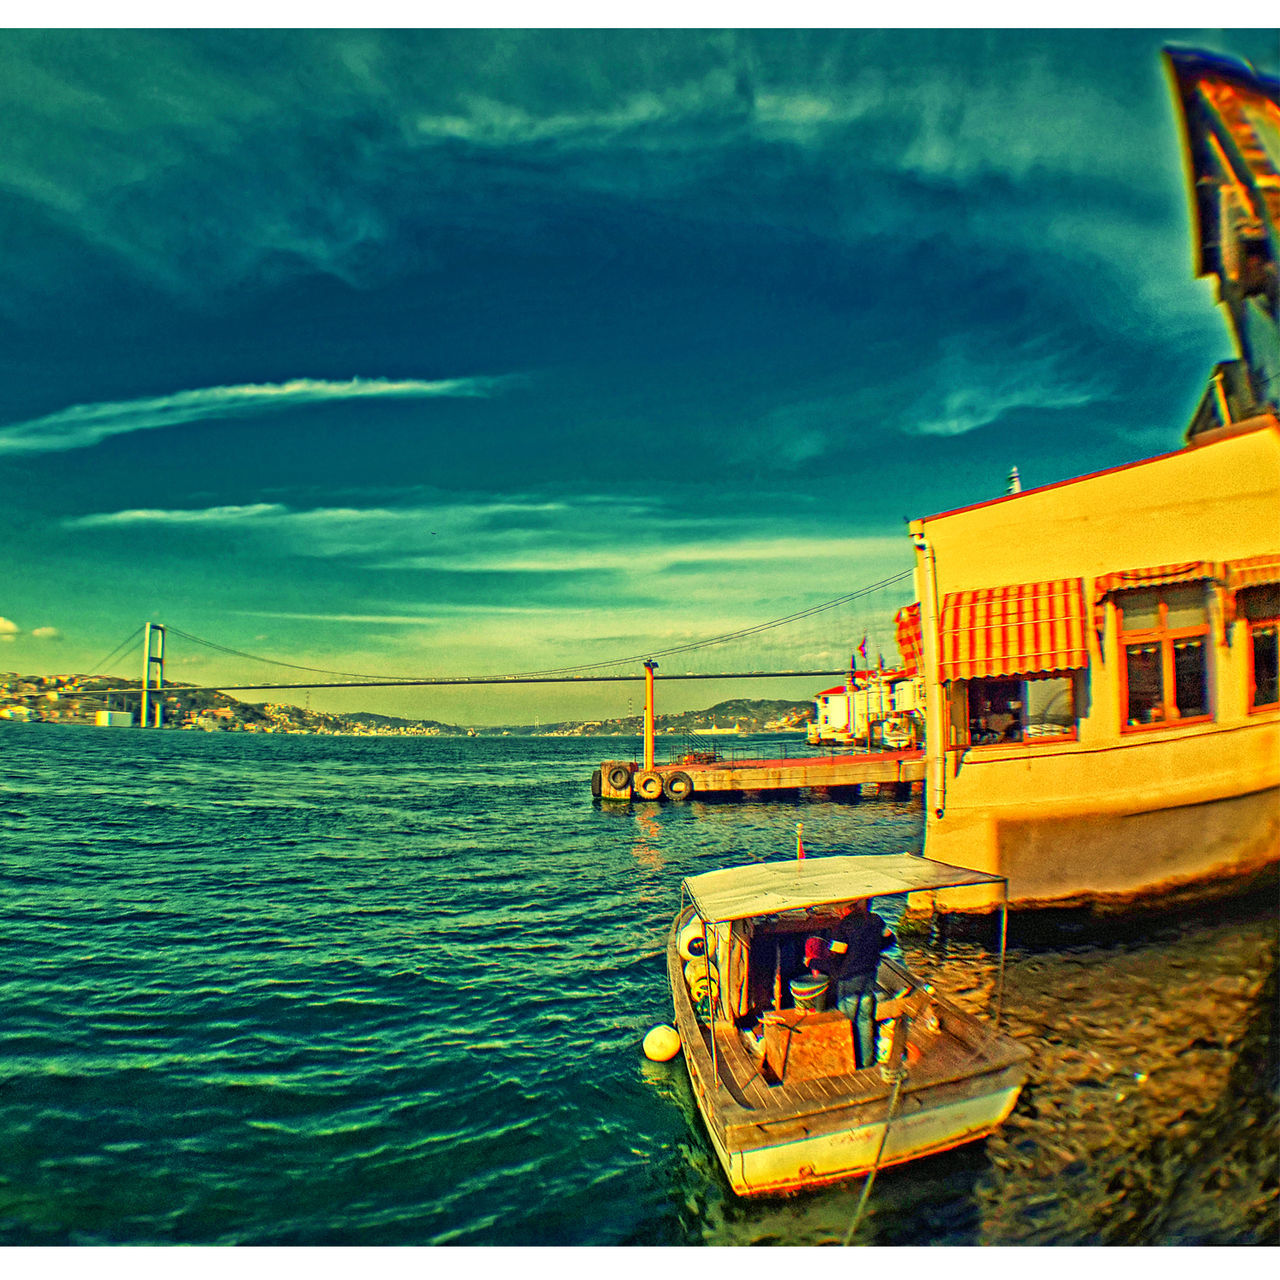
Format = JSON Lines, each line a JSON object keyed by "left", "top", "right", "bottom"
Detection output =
{"left": 0, "top": 725, "right": 1274, "bottom": 1245}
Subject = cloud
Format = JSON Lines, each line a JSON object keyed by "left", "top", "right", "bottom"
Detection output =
{"left": 1, "top": 29, "right": 1245, "bottom": 308}
{"left": 0, "top": 376, "right": 508, "bottom": 456}
{"left": 906, "top": 341, "right": 1104, "bottom": 438}
{"left": 373, "top": 534, "right": 907, "bottom": 576}
{"left": 64, "top": 493, "right": 908, "bottom": 575}
{"left": 68, "top": 503, "right": 289, "bottom": 528}
{"left": 0, "top": 617, "right": 17, "bottom": 641}
{"left": 30, "top": 626, "right": 62, "bottom": 639}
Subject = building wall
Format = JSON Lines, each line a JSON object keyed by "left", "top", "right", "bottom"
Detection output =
{"left": 909, "top": 419, "right": 1280, "bottom": 907}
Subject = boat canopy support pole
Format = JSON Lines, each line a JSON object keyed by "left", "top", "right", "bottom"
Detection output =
{"left": 994, "top": 881, "right": 1009, "bottom": 1032}
{"left": 705, "top": 918, "right": 718, "bottom": 1089}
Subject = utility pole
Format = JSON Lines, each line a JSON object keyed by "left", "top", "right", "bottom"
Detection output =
{"left": 140, "top": 623, "right": 166, "bottom": 728}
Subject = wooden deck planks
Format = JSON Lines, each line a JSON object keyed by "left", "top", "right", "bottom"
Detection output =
{"left": 711, "top": 1012, "right": 1002, "bottom": 1117}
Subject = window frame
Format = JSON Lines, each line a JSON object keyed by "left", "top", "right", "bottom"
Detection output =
{"left": 964, "top": 672, "right": 1079, "bottom": 748}
{"left": 1117, "top": 587, "right": 1214, "bottom": 732}
{"left": 1240, "top": 588, "right": 1279, "bottom": 712}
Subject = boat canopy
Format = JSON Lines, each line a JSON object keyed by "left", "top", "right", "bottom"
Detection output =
{"left": 682, "top": 853, "right": 1005, "bottom": 924}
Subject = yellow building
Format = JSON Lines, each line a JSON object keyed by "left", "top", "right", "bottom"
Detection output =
{"left": 903, "top": 48, "right": 1280, "bottom": 913}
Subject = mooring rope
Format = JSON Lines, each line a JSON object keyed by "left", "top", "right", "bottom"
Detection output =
{"left": 842, "top": 1059, "right": 909, "bottom": 1246}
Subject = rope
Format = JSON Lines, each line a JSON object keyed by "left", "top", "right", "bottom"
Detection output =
{"left": 842, "top": 1060, "right": 909, "bottom": 1246}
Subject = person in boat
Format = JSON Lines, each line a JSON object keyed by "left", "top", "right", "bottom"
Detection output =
{"left": 806, "top": 900, "right": 896, "bottom": 1068}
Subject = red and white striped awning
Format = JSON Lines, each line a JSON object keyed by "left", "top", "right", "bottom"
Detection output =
{"left": 1091, "top": 561, "right": 1220, "bottom": 612}
{"left": 894, "top": 603, "right": 923, "bottom": 675}
{"left": 1225, "top": 554, "right": 1280, "bottom": 591}
{"left": 939, "top": 578, "right": 1088, "bottom": 681}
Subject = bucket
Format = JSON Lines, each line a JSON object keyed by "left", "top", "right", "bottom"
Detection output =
{"left": 789, "top": 974, "right": 829, "bottom": 1012}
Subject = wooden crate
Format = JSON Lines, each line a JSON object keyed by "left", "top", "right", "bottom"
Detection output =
{"left": 762, "top": 1009, "right": 856, "bottom": 1083}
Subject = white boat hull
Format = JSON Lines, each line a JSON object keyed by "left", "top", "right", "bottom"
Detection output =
{"left": 699, "top": 1076, "right": 1023, "bottom": 1197}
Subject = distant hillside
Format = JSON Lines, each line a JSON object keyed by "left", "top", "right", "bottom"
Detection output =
{"left": 2, "top": 674, "right": 815, "bottom": 737}
{"left": 490, "top": 698, "right": 813, "bottom": 737}
{"left": 345, "top": 711, "right": 457, "bottom": 733}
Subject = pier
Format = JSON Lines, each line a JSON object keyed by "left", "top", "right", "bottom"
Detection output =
{"left": 593, "top": 748, "right": 925, "bottom": 802}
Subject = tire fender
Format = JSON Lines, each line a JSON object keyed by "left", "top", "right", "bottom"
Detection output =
{"left": 633, "top": 770, "right": 663, "bottom": 800}
{"left": 663, "top": 770, "right": 694, "bottom": 800}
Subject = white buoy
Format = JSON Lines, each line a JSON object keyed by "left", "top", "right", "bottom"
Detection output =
{"left": 677, "top": 917, "right": 707, "bottom": 960}
{"left": 643, "top": 1025, "right": 681, "bottom": 1062}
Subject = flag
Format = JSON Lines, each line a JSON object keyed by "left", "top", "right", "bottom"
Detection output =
{"left": 858, "top": 635, "right": 868, "bottom": 663}
{"left": 796, "top": 822, "right": 805, "bottom": 861}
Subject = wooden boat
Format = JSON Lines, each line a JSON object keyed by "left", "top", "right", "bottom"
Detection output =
{"left": 667, "top": 852, "right": 1030, "bottom": 1197}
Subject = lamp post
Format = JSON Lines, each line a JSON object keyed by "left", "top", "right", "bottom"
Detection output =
{"left": 643, "top": 659, "right": 658, "bottom": 771}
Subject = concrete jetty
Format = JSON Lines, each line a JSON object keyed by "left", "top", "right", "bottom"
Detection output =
{"left": 593, "top": 748, "right": 925, "bottom": 802}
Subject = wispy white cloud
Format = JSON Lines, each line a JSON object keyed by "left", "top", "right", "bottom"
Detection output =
{"left": 68, "top": 503, "right": 288, "bottom": 528}
{"left": 907, "top": 342, "right": 1104, "bottom": 438}
{"left": 235, "top": 606, "right": 561, "bottom": 624}
{"left": 64, "top": 495, "right": 907, "bottom": 576}
{"left": 0, "top": 617, "right": 18, "bottom": 641}
{"left": 0, "top": 376, "right": 508, "bottom": 456}
{"left": 31, "top": 626, "right": 61, "bottom": 639}
{"left": 374, "top": 534, "right": 906, "bottom": 575}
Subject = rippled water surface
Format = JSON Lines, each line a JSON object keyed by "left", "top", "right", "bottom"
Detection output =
{"left": 1, "top": 724, "right": 1275, "bottom": 1245}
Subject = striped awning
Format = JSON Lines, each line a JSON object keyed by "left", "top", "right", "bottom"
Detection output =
{"left": 894, "top": 603, "right": 923, "bottom": 675}
{"left": 939, "top": 578, "right": 1088, "bottom": 681}
{"left": 1225, "top": 554, "right": 1280, "bottom": 591}
{"left": 1092, "top": 561, "right": 1220, "bottom": 611}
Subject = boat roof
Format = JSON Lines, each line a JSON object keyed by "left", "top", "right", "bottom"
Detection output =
{"left": 682, "top": 852, "right": 1005, "bottom": 923}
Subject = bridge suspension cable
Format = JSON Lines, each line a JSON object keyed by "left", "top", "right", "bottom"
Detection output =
{"left": 84, "top": 626, "right": 144, "bottom": 678}
{"left": 164, "top": 568, "right": 915, "bottom": 688}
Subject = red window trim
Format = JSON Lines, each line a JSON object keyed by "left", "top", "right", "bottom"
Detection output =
{"left": 1117, "top": 593, "right": 1213, "bottom": 732}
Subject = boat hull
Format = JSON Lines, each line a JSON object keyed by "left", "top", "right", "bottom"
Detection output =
{"left": 704, "top": 1076, "right": 1023, "bottom": 1197}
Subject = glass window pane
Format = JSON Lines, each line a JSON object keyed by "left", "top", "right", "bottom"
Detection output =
{"left": 1253, "top": 624, "right": 1279, "bottom": 707}
{"left": 1119, "top": 590, "right": 1160, "bottom": 631}
{"left": 1173, "top": 638, "right": 1208, "bottom": 718}
{"left": 1164, "top": 584, "right": 1208, "bottom": 630}
{"left": 1024, "top": 676, "right": 1074, "bottom": 734}
{"left": 968, "top": 678, "right": 1022, "bottom": 744}
{"left": 1126, "top": 644, "right": 1164, "bottom": 725}
{"left": 1239, "top": 585, "right": 1280, "bottom": 622}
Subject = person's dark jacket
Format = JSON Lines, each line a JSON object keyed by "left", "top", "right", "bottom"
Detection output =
{"left": 813, "top": 911, "right": 895, "bottom": 981}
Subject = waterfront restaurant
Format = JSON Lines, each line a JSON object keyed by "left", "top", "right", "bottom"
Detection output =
{"left": 896, "top": 48, "right": 1280, "bottom": 913}
{"left": 902, "top": 421, "right": 1279, "bottom": 912}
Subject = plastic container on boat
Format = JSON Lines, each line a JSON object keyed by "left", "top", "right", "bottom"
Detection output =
{"left": 789, "top": 974, "right": 830, "bottom": 1012}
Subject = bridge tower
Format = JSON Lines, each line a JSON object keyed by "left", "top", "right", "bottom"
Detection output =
{"left": 140, "top": 622, "right": 166, "bottom": 728}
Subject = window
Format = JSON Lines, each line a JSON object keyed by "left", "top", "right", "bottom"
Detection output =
{"left": 1118, "top": 585, "right": 1211, "bottom": 728}
{"left": 1239, "top": 585, "right": 1279, "bottom": 710}
{"left": 967, "top": 674, "right": 1076, "bottom": 745}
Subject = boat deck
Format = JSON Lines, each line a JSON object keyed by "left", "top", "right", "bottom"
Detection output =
{"left": 708, "top": 1005, "right": 986, "bottom": 1116}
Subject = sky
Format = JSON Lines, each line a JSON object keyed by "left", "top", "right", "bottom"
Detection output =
{"left": 2, "top": 21, "right": 1277, "bottom": 724}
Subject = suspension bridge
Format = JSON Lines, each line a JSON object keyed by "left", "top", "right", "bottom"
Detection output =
{"left": 78, "top": 569, "right": 918, "bottom": 727}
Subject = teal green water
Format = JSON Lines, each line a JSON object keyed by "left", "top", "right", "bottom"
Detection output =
{"left": 0, "top": 725, "right": 1274, "bottom": 1245}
